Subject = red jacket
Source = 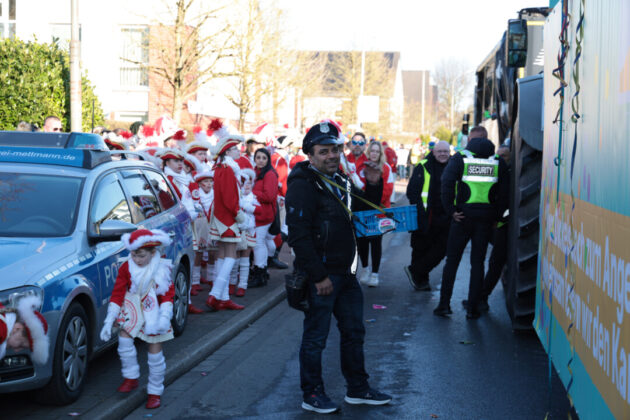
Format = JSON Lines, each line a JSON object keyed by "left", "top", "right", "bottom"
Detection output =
{"left": 289, "top": 154, "right": 306, "bottom": 170}
{"left": 271, "top": 153, "right": 288, "bottom": 197}
{"left": 109, "top": 261, "right": 175, "bottom": 307}
{"left": 358, "top": 162, "right": 395, "bottom": 208}
{"left": 212, "top": 162, "right": 241, "bottom": 233}
{"left": 384, "top": 146, "right": 398, "bottom": 173}
{"left": 346, "top": 152, "right": 367, "bottom": 173}
{"left": 253, "top": 169, "right": 278, "bottom": 226}
{"left": 237, "top": 155, "right": 254, "bottom": 170}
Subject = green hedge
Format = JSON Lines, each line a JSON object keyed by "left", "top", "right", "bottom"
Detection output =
{"left": 0, "top": 37, "right": 104, "bottom": 132}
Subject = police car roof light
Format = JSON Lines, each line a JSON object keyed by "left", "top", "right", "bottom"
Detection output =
{"left": 0, "top": 146, "right": 112, "bottom": 169}
{"left": 0, "top": 131, "right": 108, "bottom": 151}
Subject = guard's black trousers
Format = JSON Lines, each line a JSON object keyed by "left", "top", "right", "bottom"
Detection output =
{"left": 482, "top": 223, "right": 508, "bottom": 299}
{"left": 409, "top": 222, "right": 450, "bottom": 283}
{"left": 439, "top": 217, "right": 493, "bottom": 311}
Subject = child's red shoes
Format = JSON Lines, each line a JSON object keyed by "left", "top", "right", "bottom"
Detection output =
{"left": 146, "top": 394, "right": 161, "bottom": 409}
{"left": 117, "top": 378, "right": 139, "bottom": 393}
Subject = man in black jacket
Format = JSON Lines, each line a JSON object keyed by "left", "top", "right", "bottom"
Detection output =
{"left": 286, "top": 121, "right": 391, "bottom": 414}
{"left": 405, "top": 140, "right": 451, "bottom": 290}
{"left": 434, "top": 126, "right": 509, "bottom": 319}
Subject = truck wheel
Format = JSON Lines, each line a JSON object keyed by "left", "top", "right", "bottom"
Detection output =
{"left": 171, "top": 263, "right": 189, "bottom": 337}
{"left": 38, "top": 302, "right": 89, "bottom": 405}
{"left": 504, "top": 113, "right": 542, "bottom": 330}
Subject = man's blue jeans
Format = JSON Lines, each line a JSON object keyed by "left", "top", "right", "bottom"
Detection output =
{"left": 299, "top": 273, "right": 370, "bottom": 397}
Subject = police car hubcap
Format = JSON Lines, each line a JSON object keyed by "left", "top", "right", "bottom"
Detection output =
{"left": 174, "top": 271, "right": 187, "bottom": 325}
{"left": 63, "top": 317, "right": 87, "bottom": 391}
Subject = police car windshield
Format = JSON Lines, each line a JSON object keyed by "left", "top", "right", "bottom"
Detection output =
{"left": 0, "top": 173, "right": 83, "bottom": 237}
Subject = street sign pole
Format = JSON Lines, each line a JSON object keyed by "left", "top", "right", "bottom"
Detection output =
{"left": 70, "top": 0, "right": 82, "bottom": 132}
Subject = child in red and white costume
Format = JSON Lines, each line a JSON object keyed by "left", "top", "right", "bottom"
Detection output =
{"left": 158, "top": 148, "right": 198, "bottom": 220}
{"left": 0, "top": 296, "right": 49, "bottom": 365}
{"left": 190, "top": 170, "right": 215, "bottom": 301}
{"left": 206, "top": 118, "right": 247, "bottom": 311}
{"left": 229, "top": 167, "right": 258, "bottom": 297}
{"left": 100, "top": 229, "right": 174, "bottom": 409}
{"left": 186, "top": 140, "right": 213, "bottom": 172}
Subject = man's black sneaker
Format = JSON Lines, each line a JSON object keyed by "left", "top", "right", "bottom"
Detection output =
{"left": 462, "top": 299, "right": 490, "bottom": 312}
{"left": 302, "top": 390, "right": 339, "bottom": 414}
{"left": 345, "top": 388, "right": 392, "bottom": 405}
{"left": 433, "top": 305, "right": 452, "bottom": 317}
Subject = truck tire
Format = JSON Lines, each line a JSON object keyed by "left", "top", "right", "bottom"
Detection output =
{"left": 503, "top": 113, "right": 542, "bottom": 330}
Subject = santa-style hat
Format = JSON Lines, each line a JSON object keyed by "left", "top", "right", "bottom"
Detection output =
{"left": 240, "top": 167, "right": 256, "bottom": 182}
{"left": 122, "top": 229, "right": 172, "bottom": 251}
{"left": 208, "top": 118, "right": 244, "bottom": 158}
{"left": 183, "top": 153, "right": 203, "bottom": 173}
{"left": 157, "top": 148, "right": 186, "bottom": 161}
{"left": 253, "top": 122, "right": 275, "bottom": 147}
{"left": 172, "top": 129, "right": 188, "bottom": 149}
{"left": 185, "top": 139, "right": 212, "bottom": 156}
{"left": 16, "top": 296, "right": 49, "bottom": 365}
{"left": 154, "top": 115, "right": 182, "bottom": 142}
{"left": 194, "top": 170, "right": 215, "bottom": 183}
{"left": 103, "top": 132, "right": 129, "bottom": 151}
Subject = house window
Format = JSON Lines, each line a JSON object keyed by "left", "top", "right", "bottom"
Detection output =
{"left": 120, "top": 27, "right": 149, "bottom": 88}
{"left": 0, "top": 0, "right": 16, "bottom": 39}
{"left": 50, "top": 23, "right": 82, "bottom": 53}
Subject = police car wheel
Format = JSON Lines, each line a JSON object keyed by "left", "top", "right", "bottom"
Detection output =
{"left": 171, "top": 263, "right": 189, "bottom": 337}
{"left": 38, "top": 302, "right": 89, "bottom": 405}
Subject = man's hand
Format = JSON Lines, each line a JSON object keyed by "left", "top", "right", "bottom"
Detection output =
{"left": 315, "top": 277, "right": 333, "bottom": 296}
{"left": 453, "top": 211, "right": 465, "bottom": 222}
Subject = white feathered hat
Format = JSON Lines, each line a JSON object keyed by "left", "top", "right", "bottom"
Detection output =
{"left": 122, "top": 229, "right": 172, "bottom": 251}
{"left": 208, "top": 118, "right": 244, "bottom": 159}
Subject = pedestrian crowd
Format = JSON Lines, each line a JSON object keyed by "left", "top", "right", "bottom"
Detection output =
{"left": 3, "top": 116, "right": 509, "bottom": 414}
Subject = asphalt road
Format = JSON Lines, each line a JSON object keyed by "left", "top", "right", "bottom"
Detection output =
{"left": 125, "top": 229, "right": 573, "bottom": 420}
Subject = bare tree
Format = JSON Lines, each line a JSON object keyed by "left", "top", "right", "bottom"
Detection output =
{"left": 127, "top": 0, "right": 234, "bottom": 125}
{"left": 433, "top": 58, "right": 472, "bottom": 131}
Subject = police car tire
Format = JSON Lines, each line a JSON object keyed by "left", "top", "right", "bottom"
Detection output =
{"left": 38, "top": 302, "right": 89, "bottom": 405}
{"left": 171, "top": 263, "right": 189, "bottom": 337}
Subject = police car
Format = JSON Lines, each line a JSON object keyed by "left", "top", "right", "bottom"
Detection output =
{"left": 0, "top": 131, "right": 194, "bottom": 404}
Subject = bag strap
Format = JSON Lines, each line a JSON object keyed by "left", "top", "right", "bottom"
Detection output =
{"left": 317, "top": 174, "right": 399, "bottom": 223}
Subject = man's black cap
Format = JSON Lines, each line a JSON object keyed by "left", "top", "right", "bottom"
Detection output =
{"left": 302, "top": 121, "right": 342, "bottom": 154}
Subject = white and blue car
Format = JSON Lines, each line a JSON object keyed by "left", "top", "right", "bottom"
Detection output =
{"left": 0, "top": 131, "right": 194, "bottom": 404}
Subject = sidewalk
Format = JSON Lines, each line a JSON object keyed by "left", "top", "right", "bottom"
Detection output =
{"left": 1, "top": 252, "right": 289, "bottom": 420}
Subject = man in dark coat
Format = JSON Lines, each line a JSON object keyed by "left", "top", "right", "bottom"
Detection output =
{"left": 286, "top": 121, "right": 392, "bottom": 414}
{"left": 405, "top": 140, "right": 451, "bottom": 290}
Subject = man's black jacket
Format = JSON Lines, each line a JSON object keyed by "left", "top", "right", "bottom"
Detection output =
{"left": 286, "top": 161, "right": 358, "bottom": 283}
{"left": 441, "top": 137, "right": 509, "bottom": 220}
{"left": 406, "top": 152, "right": 449, "bottom": 233}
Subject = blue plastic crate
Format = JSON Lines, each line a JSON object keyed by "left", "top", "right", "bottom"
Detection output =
{"left": 353, "top": 205, "right": 418, "bottom": 237}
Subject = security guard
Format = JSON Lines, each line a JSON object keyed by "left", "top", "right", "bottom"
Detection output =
{"left": 434, "top": 126, "right": 508, "bottom": 319}
{"left": 405, "top": 140, "right": 451, "bottom": 290}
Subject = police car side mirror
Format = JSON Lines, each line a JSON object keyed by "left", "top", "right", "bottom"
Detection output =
{"left": 89, "top": 220, "right": 137, "bottom": 243}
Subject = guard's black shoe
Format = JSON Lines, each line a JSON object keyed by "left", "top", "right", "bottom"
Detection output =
{"left": 345, "top": 388, "right": 392, "bottom": 405}
{"left": 466, "top": 310, "right": 482, "bottom": 320}
{"left": 433, "top": 305, "right": 452, "bottom": 317}
{"left": 302, "top": 389, "right": 339, "bottom": 414}
{"left": 462, "top": 299, "right": 490, "bottom": 312}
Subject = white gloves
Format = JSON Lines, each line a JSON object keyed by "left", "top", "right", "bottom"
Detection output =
{"left": 157, "top": 302, "right": 173, "bottom": 335}
{"left": 100, "top": 302, "right": 120, "bottom": 342}
{"left": 235, "top": 210, "right": 246, "bottom": 225}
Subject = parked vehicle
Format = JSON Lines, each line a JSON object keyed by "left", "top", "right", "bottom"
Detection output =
{"left": 0, "top": 131, "right": 193, "bottom": 404}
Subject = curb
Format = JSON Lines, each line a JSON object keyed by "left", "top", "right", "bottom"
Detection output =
{"left": 88, "top": 284, "right": 287, "bottom": 420}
